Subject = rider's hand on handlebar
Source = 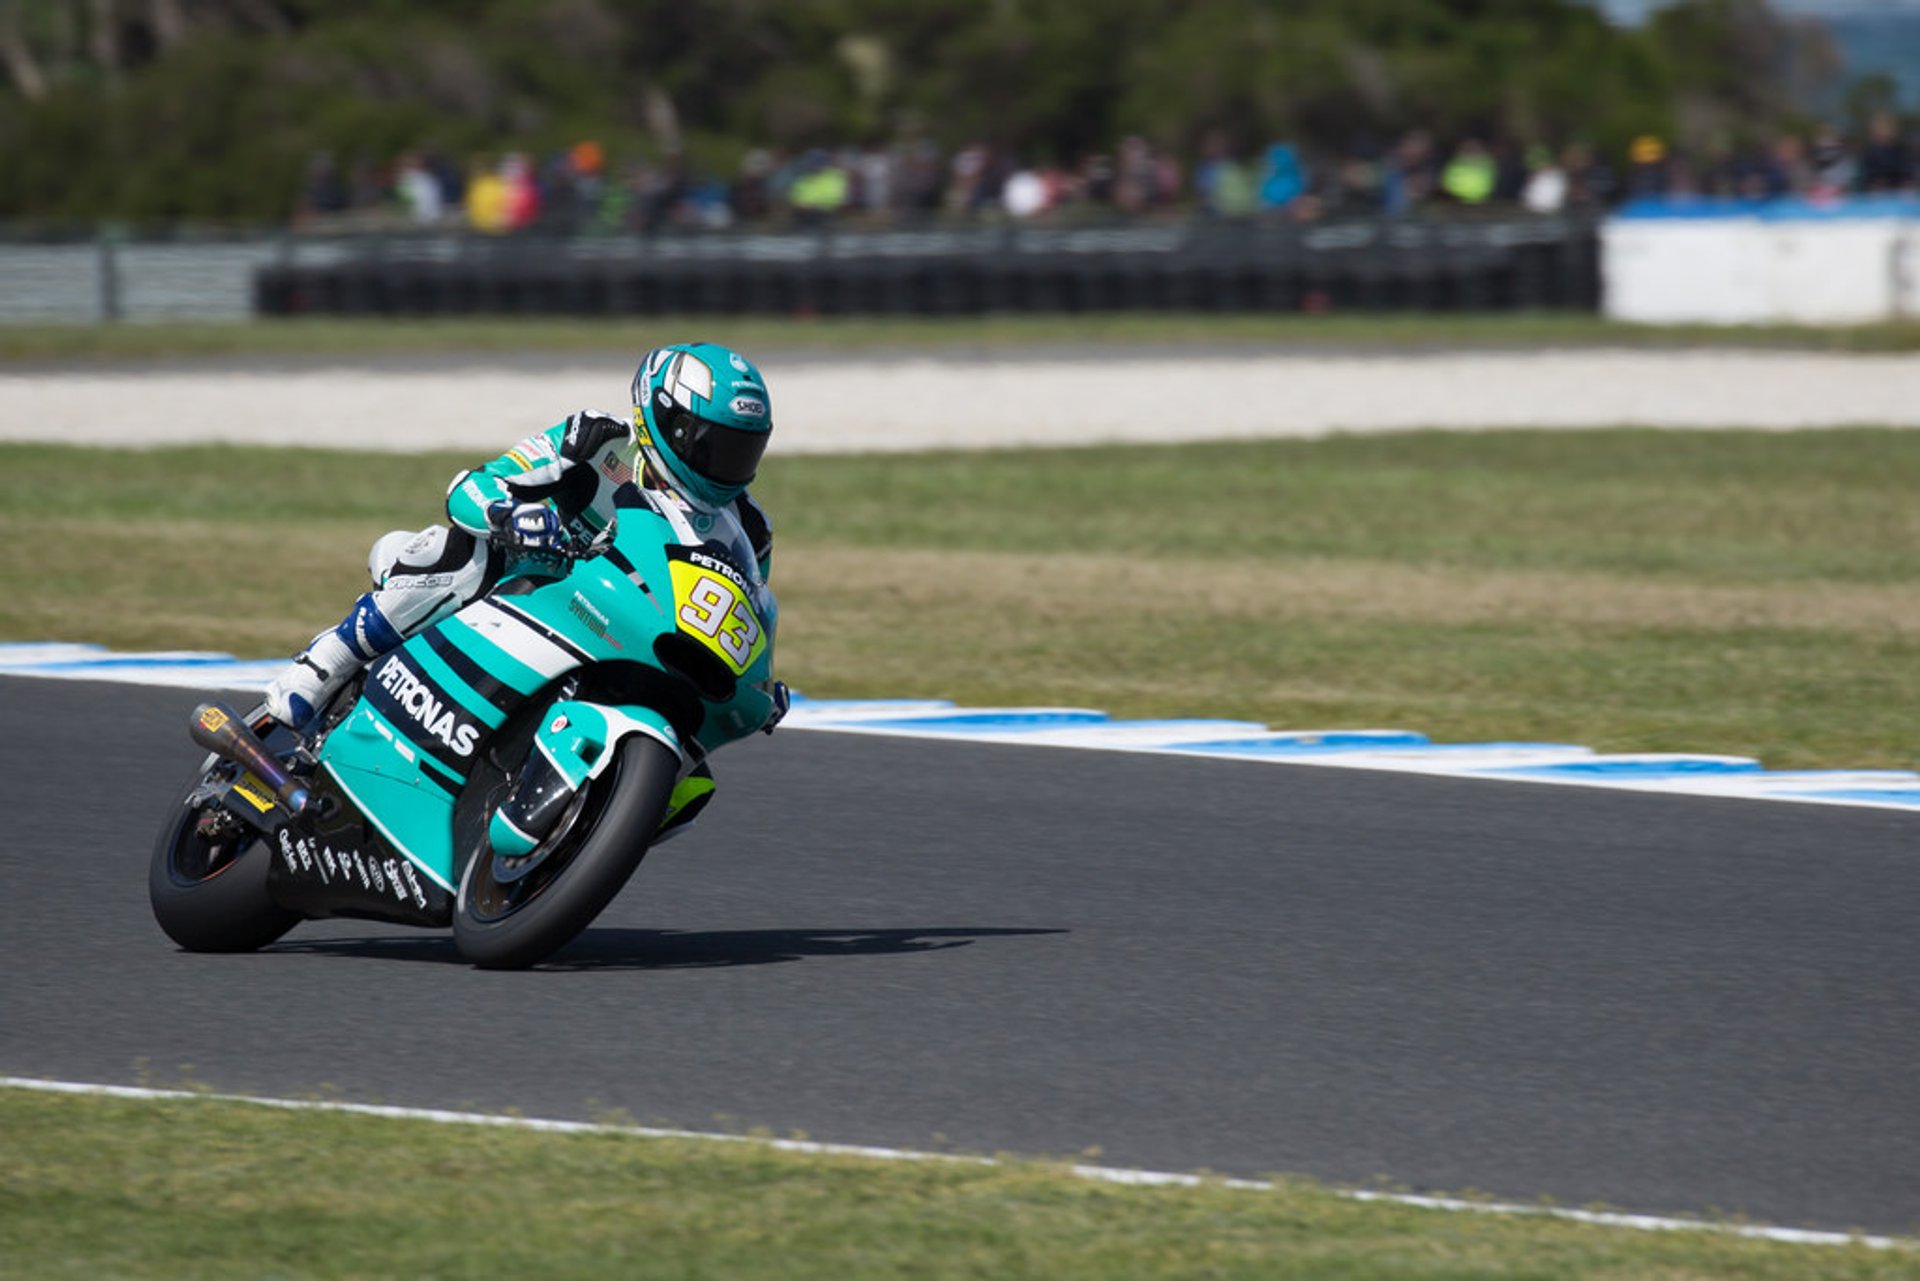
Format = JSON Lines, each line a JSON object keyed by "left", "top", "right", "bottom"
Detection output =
{"left": 488, "top": 500, "right": 566, "bottom": 553}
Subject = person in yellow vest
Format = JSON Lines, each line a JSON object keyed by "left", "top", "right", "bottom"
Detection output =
{"left": 1440, "top": 139, "right": 1497, "bottom": 206}
{"left": 789, "top": 151, "right": 849, "bottom": 225}
{"left": 466, "top": 157, "right": 511, "bottom": 234}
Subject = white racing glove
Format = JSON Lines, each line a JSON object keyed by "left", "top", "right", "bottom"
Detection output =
{"left": 487, "top": 499, "right": 565, "bottom": 552}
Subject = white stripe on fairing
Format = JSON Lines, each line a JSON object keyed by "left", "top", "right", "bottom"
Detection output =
{"left": 7, "top": 644, "right": 1920, "bottom": 814}
{"left": 460, "top": 599, "right": 583, "bottom": 678}
{"left": 0, "top": 1078, "right": 1899, "bottom": 1251}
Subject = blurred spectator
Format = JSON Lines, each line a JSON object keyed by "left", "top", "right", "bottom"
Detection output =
{"left": 347, "top": 153, "right": 385, "bottom": 213}
{"left": 1770, "top": 133, "right": 1813, "bottom": 197}
{"left": 898, "top": 139, "right": 945, "bottom": 216}
{"left": 1521, "top": 144, "right": 1568, "bottom": 213}
{"left": 500, "top": 153, "right": 540, "bottom": 229}
{"left": 1257, "top": 142, "right": 1307, "bottom": 214}
{"left": 1115, "top": 135, "right": 1155, "bottom": 213}
{"left": 945, "top": 142, "right": 994, "bottom": 215}
{"left": 1001, "top": 163, "right": 1049, "bottom": 218}
{"left": 855, "top": 144, "right": 894, "bottom": 218}
{"left": 790, "top": 150, "right": 850, "bottom": 225}
{"left": 1808, "top": 125, "right": 1856, "bottom": 201}
{"left": 1330, "top": 153, "right": 1381, "bottom": 216}
{"left": 538, "top": 140, "right": 606, "bottom": 233}
{"left": 297, "top": 150, "right": 348, "bottom": 222}
{"left": 1079, "top": 151, "right": 1116, "bottom": 206}
{"left": 1440, "top": 138, "right": 1496, "bottom": 205}
{"left": 1625, "top": 135, "right": 1669, "bottom": 198}
{"left": 394, "top": 151, "right": 444, "bottom": 225}
{"left": 465, "top": 157, "right": 510, "bottom": 233}
{"left": 731, "top": 149, "right": 774, "bottom": 223}
{"left": 1858, "top": 112, "right": 1915, "bottom": 192}
{"left": 1195, "top": 132, "right": 1257, "bottom": 217}
{"left": 1562, "top": 142, "right": 1618, "bottom": 208}
{"left": 1380, "top": 131, "right": 1435, "bottom": 216}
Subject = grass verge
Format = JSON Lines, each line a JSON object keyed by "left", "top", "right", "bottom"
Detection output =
{"left": 0, "top": 1088, "right": 1906, "bottom": 1280}
{"left": 4, "top": 430, "right": 1919, "bottom": 769}
{"left": 7, "top": 312, "right": 1920, "bottom": 363}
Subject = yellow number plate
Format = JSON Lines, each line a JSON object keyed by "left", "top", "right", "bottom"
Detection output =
{"left": 668, "top": 561, "right": 767, "bottom": 676}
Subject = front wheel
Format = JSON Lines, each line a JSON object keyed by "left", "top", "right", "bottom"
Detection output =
{"left": 453, "top": 737, "right": 679, "bottom": 969}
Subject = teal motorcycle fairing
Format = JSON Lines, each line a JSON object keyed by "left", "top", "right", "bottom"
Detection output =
{"left": 261, "top": 487, "right": 777, "bottom": 925}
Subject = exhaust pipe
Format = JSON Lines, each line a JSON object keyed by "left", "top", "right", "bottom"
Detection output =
{"left": 189, "top": 702, "right": 310, "bottom": 815}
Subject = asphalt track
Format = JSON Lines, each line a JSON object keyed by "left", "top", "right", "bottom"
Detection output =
{"left": 3, "top": 674, "right": 1917, "bottom": 1237}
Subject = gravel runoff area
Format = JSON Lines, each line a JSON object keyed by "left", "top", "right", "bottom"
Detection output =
{"left": 4, "top": 349, "right": 1919, "bottom": 452}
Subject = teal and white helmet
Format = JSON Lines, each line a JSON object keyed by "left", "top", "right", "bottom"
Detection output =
{"left": 630, "top": 342, "right": 773, "bottom": 513}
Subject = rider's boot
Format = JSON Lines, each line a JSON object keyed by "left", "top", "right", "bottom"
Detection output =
{"left": 263, "top": 593, "right": 407, "bottom": 731}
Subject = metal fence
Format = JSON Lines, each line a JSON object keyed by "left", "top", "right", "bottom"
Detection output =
{"left": 0, "top": 238, "right": 358, "bottom": 324}
{"left": 0, "top": 216, "right": 1601, "bottom": 324}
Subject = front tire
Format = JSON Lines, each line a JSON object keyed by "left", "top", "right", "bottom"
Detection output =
{"left": 453, "top": 737, "right": 678, "bottom": 969}
{"left": 148, "top": 781, "right": 299, "bottom": 953}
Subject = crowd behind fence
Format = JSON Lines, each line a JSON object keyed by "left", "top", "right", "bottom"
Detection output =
{"left": 296, "top": 116, "right": 1920, "bottom": 239}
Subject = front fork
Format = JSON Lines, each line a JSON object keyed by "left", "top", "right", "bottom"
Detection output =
{"left": 487, "top": 706, "right": 712, "bottom": 863}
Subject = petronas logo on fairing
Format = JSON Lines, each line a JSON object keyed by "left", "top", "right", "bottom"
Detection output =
{"left": 375, "top": 656, "right": 482, "bottom": 757}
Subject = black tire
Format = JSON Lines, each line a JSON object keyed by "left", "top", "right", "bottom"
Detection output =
{"left": 148, "top": 776, "right": 300, "bottom": 953}
{"left": 453, "top": 736, "right": 678, "bottom": 969}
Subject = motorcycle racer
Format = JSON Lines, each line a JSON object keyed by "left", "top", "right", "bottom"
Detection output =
{"left": 263, "top": 341, "right": 786, "bottom": 741}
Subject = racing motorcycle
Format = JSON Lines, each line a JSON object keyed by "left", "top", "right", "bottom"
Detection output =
{"left": 148, "top": 485, "right": 780, "bottom": 969}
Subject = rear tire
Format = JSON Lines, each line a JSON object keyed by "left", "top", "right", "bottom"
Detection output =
{"left": 453, "top": 737, "right": 678, "bottom": 969}
{"left": 148, "top": 782, "right": 299, "bottom": 953}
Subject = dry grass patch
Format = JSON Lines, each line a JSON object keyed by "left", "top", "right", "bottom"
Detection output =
{"left": 781, "top": 544, "right": 1920, "bottom": 638}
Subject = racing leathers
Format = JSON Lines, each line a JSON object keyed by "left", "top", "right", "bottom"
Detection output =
{"left": 261, "top": 409, "right": 773, "bottom": 732}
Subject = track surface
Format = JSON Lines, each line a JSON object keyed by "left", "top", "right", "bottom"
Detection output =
{"left": 4, "top": 675, "right": 1916, "bottom": 1236}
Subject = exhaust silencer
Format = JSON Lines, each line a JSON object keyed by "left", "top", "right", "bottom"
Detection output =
{"left": 190, "top": 702, "right": 310, "bottom": 815}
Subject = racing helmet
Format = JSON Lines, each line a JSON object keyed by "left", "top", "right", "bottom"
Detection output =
{"left": 629, "top": 342, "right": 773, "bottom": 513}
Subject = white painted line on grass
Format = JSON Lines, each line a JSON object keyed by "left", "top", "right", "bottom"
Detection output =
{"left": 1, "top": 1077, "right": 1903, "bottom": 1251}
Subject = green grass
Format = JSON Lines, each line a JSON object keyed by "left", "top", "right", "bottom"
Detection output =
{"left": 8, "top": 312, "right": 1920, "bottom": 362}
{"left": 0, "top": 1089, "right": 1907, "bottom": 1280}
{"left": 4, "top": 431, "right": 1918, "bottom": 770}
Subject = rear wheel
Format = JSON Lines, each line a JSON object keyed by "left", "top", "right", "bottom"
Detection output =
{"left": 147, "top": 692, "right": 357, "bottom": 954}
{"left": 148, "top": 771, "right": 299, "bottom": 953}
{"left": 453, "top": 736, "right": 678, "bottom": 969}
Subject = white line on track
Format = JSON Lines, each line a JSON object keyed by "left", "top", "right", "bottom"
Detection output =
{"left": 9, "top": 643, "right": 1920, "bottom": 814}
{"left": 2, "top": 1076, "right": 1903, "bottom": 1251}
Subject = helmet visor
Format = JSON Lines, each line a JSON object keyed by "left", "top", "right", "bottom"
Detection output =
{"left": 655, "top": 405, "right": 768, "bottom": 487}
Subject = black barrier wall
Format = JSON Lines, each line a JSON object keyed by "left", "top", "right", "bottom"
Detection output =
{"left": 254, "top": 217, "right": 1601, "bottom": 317}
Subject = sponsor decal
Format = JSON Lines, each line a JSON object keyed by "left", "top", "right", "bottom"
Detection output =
{"left": 197, "top": 706, "right": 229, "bottom": 733}
{"left": 599, "top": 452, "right": 634, "bottom": 485}
{"left": 373, "top": 655, "right": 482, "bottom": 758}
{"left": 729, "top": 395, "right": 767, "bottom": 419}
{"left": 232, "top": 777, "right": 275, "bottom": 813}
{"left": 688, "top": 549, "right": 751, "bottom": 593}
{"left": 729, "top": 352, "right": 749, "bottom": 372}
{"left": 391, "top": 572, "right": 459, "bottom": 592}
{"left": 276, "top": 829, "right": 428, "bottom": 910}
{"left": 566, "top": 593, "right": 623, "bottom": 650}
